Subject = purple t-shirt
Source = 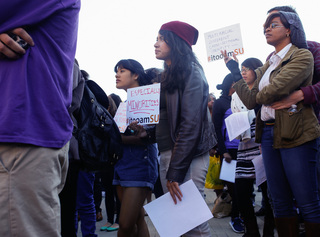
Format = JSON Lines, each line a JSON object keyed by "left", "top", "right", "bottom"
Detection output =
{"left": 0, "top": 0, "right": 80, "bottom": 148}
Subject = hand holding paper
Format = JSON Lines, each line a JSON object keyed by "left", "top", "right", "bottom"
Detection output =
{"left": 144, "top": 180, "right": 212, "bottom": 237}
{"left": 166, "top": 180, "right": 183, "bottom": 204}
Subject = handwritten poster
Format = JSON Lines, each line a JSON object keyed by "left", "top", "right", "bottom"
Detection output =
{"left": 204, "top": 23, "right": 244, "bottom": 62}
{"left": 113, "top": 102, "right": 127, "bottom": 133}
{"left": 126, "top": 83, "right": 160, "bottom": 125}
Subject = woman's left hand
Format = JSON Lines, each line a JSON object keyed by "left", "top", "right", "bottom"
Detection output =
{"left": 166, "top": 180, "right": 183, "bottom": 204}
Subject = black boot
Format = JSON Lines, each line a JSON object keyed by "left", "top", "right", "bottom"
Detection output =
{"left": 243, "top": 217, "right": 261, "bottom": 237}
{"left": 274, "top": 216, "right": 299, "bottom": 237}
{"left": 262, "top": 207, "right": 275, "bottom": 237}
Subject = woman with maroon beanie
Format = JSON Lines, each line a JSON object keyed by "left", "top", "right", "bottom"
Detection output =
{"left": 154, "top": 21, "right": 216, "bottom": 236}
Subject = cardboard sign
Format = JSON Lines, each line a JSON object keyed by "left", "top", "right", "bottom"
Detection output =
{"left": 204, "top": 23, "right": 244, "bottom": 62}
{"left": 126, "top": 83, "right": 160, "bottom": 125}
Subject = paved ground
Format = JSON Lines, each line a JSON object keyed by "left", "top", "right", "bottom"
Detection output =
{"left": 77, "top": 186, "right": 278, "bottom": 237}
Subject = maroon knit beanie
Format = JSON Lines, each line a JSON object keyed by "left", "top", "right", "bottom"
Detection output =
{"left": 160, "top": 21, "right": 199, "bottom": 47}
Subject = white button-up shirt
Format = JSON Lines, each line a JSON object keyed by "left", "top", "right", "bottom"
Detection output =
{"left": 259, "top": 43, "right": 292, "bottom": 121}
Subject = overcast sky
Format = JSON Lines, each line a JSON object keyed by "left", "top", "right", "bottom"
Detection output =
{"left": 75, "top": 0, "right": 320, "bottom": 101}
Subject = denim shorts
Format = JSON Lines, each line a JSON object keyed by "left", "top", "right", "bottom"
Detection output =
{"left": 113, "top": 143, "right": 158, "bottom": 190}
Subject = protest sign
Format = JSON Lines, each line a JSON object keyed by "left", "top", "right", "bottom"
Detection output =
{"left": 126, "top": 83, "right": 160, "bottom": 125}
{"left": 204, "top": 23, "right": 244, "bottom": 62}
{"left": 113, "top": 102, "right": 127, "bottom": 133}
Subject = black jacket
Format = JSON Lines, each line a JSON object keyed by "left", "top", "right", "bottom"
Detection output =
{"left": 212, "top": 94, "right": 231, "bottom": 155}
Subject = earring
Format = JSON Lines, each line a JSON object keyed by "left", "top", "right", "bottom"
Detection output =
{"left": 286, "top": 33, "right": 290, "bottom": 37}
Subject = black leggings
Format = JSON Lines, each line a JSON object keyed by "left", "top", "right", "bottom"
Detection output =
{"left": 235, "top": 178, "right": 255, "bottom": 220}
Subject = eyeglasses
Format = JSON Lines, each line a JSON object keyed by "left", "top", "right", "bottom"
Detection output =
{"left": 265, "top": 23, "right": 284, "bottom": 31}
{"left": 241, "top": 67, "right": 251, "bottom": 73}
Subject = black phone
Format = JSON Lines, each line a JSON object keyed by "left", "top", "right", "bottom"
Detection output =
{"left": 8, "top": 32, "right": 29, "bottom": 50}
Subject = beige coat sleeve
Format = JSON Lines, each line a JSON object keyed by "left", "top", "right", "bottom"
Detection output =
{"left": 256, "top": 48, "right": 314, "bottom": 105}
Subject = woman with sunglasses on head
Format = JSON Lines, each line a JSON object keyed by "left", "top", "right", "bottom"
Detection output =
{"left": 113, "top": 59, "right": 158, "bottom": 237}
{"left": 154, "top": 21, "right": 216, "bottom": 236}
{"left": 230, "top": 12, "right": 320, "bottom": 236}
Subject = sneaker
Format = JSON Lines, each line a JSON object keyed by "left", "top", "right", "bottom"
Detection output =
{"left": 100, "top": 222, "right": 112, "bottom": 231}
{"left": 106, "top": 223, "right": 119, "bottom": 232}
{"left": 229, "top": 217, "right": 245, "bottom": 233}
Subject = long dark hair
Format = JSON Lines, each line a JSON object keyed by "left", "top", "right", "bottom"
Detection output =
{"left": 159, "top": 30, "right": 202, "bottom": 93}
{"left": 114, "top": 59, "right": 152, "bottom": 86}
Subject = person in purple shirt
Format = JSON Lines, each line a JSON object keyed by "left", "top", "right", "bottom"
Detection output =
{"left": 0, "top": 1, "right": 80, "bottom": 236}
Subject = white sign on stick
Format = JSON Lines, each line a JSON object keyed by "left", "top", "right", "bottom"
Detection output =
{"left": 204, "top": 23, "right": 244, "bottom": 62}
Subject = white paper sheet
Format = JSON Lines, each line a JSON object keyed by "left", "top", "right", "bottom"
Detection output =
{"left": 219, "top": 159, "right": 237, "bottom": 183}
{"left": 252, "top": 155, "right": 267, "bottom": 186}
{"left": 143, "top": 180, "right": 213, "bottom": 237}
{"left": 225, "top": 111, "right": 251, "bottom": 141}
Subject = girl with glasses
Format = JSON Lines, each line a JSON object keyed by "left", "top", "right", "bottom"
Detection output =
{"left": 232, "top": 11, "right": 320, "bottom": 237}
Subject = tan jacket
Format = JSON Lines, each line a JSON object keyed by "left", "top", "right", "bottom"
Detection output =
{"left": 234, "top": 45, "right": 320, "bottom": 148}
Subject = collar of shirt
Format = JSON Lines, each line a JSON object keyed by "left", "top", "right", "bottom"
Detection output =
{"left": 269, "top": 43, "right": 292, "bottom": 65}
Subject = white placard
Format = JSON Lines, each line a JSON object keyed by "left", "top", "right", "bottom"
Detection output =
{"left": 144, "top": 180, "right": 213, "bottom": 237}
{"left": 204, "top": 23, "right": 244, "bottom": 62}
{"left": 126, "top": 83, "right": 160, "bottom": 125}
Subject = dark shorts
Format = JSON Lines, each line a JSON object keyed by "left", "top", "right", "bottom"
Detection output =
{"left": 113, "top": 143, "right": 158, "bottom": 190}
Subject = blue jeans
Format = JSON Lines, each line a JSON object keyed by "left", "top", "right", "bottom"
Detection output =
{"left": 75, "top": 170, "right": 97, "bottom": 237}
{"left": 261, "top": 125, "right": 320, "bottom": 222}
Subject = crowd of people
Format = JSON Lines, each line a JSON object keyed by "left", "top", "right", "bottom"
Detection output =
{"left": 0, "top": 2, "right": 319, "bottom": 237}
